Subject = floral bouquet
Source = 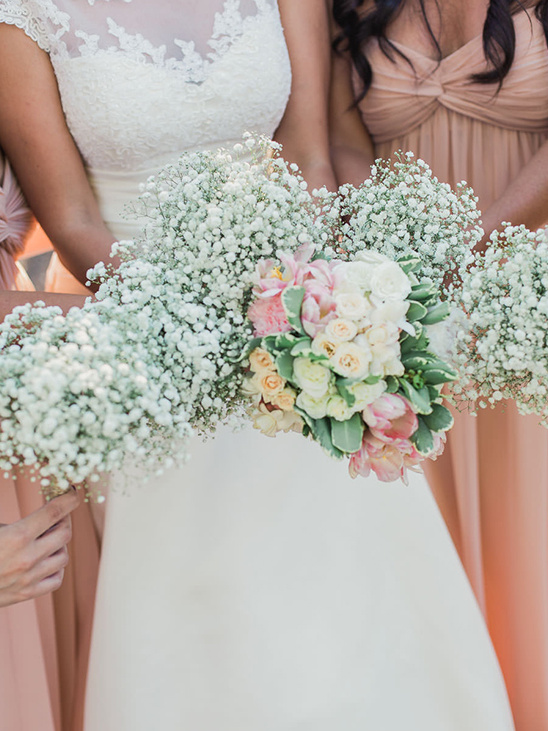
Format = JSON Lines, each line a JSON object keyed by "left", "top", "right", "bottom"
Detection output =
{"left": 243, "top": 245, "right": 457, "bottom": 482}
{"left": 452, "top": 224, "right": 548, "bottom": 424}
{"left": 0, "top": 138, "right": 467, "bottom": 492}
{"left": 0, "top": 137, "right": 327, "bottom": 492}
{"left": 334, "top": 153, "right": 483, "bottom": 289}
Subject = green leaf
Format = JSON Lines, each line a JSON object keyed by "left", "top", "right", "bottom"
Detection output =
{"left": 422, "top": 301, "right": 451, "bottom": 325}
{"left": 422, "top": 365, "right": 458, "bottom": 385}
{"left": 290, "top": 337, "right": 312, "bottom": 357}
{"left": 410, "top": 280, "right": 436, "bottom": 302}
{"left": 423, "top": 403, "right": 454, "bottom": 433}
{"left": 331, "top": 413, "right": 364, "bottom": 453}
{"left": 296, "top": 408, "right": 344, "bottom": 461}
{"left": 274, "top": 332, "right": 300, "bottom": 351}
{"left": 275, "top": 351, "right": 295, "bottom": 381}
{"left": 401, "top": 351, "right": 438, "bottom": 370}
{"left": 406, "top": 300, "right": 428, "bottom": 322}
{"left": 398, "top": 379, "right": 433, "bottom": 415}
{"left": 396, "top": 254, "right": 422, "bottom": 275}
{"left": 237, "top": 337, "right": 263, "bottom": 362}
{"left": 281, "top": 286, "right": 306, "bottom": 335}
{"left": 385, "top": 376, "right": 399, "bottom": 394}
{"left": 336, "top": 379, "right": 357, "bottom": 408}
{"left": 411, "top": 417, "right": 435, "bottom": 455}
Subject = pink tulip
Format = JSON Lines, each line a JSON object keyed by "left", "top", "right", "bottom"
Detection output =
{"left": 362, "top": 393, "right": 418, "bottom": 444}
{"left": 349, "top": 432, "right": 406, "bottom": 482}
{"left": 247, "top": 293, "right": 291, "bottom": 336}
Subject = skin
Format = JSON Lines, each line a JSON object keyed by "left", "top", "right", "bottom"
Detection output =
{"left": 276, "top": 0, "right": 338, "bottom": 192}
{"left": 0, "top": 489, "right": 81, "bottom": 607}
{"left": 0, "top": 0, "right": 339, "bottom": 605}
{"left": 329, "top": 0, "right": 548, "bottom": 545}
{"left": 329, "top": 0, "right": 548, "bottom": 243}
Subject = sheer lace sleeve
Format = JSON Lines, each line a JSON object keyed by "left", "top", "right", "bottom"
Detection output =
{"left": 0, "top": 0, "right": 69, "bottom": 52}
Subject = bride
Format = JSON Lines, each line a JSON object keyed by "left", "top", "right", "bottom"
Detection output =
{"left": 0, "top": 1, "right": 515, "bottom": 729}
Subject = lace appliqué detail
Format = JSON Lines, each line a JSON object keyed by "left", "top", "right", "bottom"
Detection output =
{"left": 75, "top": 0, "right": 273, "bottom": 84}
{"left": 0, "top": 0, "right": 70, "bottom": 53}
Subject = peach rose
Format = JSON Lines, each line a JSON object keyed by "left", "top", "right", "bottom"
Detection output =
{"left": 252, "top": 371, "right": 286, "bottom": 400}
{"left": 249, "top": 347, "right": 275, "bottom": 373}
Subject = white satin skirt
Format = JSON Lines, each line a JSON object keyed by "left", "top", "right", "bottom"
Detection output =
{"left": 84, "top": 423, "right": 515, "bottom": 730}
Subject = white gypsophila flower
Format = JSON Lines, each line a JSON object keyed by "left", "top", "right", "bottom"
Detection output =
{"left": 338, "top": 153, "right": 482, "bottom": 289}
{"left": 452, "top": 225, "right": 548, "bottom": 423}
{"left": 0, "top": 135, "right": 332, "bottom": 491}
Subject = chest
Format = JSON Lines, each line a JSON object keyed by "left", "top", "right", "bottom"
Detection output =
{"left": 42, "top": 0, "right": 292, "bottom": 170}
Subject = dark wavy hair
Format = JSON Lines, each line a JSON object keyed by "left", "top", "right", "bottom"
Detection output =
{"left": 333, "top": 0, "right": 548, "bottom": 101}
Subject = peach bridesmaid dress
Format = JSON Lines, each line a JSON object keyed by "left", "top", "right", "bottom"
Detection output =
{"left": 0, "top": 231, "right": 98, "bottom": 729}
{"left": 357, "top": 8, "right": 548, "bottom": 730}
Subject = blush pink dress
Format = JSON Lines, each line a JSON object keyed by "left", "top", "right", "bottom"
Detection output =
{"left": 0, "top": 187, "right": 99, "bottom": 731}
{"left": 357, "top": 9, "right": 548, "bottom": 731}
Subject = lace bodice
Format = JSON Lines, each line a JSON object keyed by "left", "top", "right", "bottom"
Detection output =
{"left": 0, "top": 0, "right": 291, "bottom": 172}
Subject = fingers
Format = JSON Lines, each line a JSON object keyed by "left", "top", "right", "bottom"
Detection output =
{"left": 28, "top": 545, "right": 69, "bottom": 586}
{"left": 21, "top": 488, "right": 81, "bottom": 540}
{"left": 33, "top": 514, "right": 72, "bottom": 563}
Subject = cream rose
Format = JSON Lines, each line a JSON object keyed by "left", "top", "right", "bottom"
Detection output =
{"left": 326, "top": 395, "right": 355, "bottom": 422}
{"left": 331, "top": 342, "right": 372, "bottom": 379}
{"left": 271, "top": 387, "right": 297, "bottom": 411}
{"left": 365, "top": 322, "right": 400, "bottom": 348}
{"left": 249, "top": 347, "right": 275, "bottom": 373}
{"left": 253, "top": 403, "right": 303, "bottom": 437}
{"left": 252, "top": 371, "right": 286, "bottom": 400}
{"left": 312, "top": 332, "right": 339, "bottom": 358}
{"left": 370, "top": 300, "right": 409, "bottom": 327}
{"left": 296, "top": 390, "right": 330, "bottom": 419}
{"left": 325, "top": 318, "right": 358, "bottom": 343}
{"left": 347, "top": 380, "right": 387, "bottom": 410}
{"left": 293, "top": 357, "right": 332, "bottom": 398}
{"left": 335, "top": 292, "right": 369, "bottom": 321}
{"left": 370, "top": 262, "right": 411, "bottom": 302}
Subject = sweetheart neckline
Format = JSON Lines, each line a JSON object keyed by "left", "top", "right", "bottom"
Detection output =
{"left": 385, "top": 6, "right": 533, "bottom": 64}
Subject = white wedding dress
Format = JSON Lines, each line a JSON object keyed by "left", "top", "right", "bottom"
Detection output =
{"left": 0, "top": 2, "right": 516, "bottom": 729}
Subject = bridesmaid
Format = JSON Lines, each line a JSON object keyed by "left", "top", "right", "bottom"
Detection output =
{"left": 330, "top": 1, "right": 548, "bottom": 729}
{"left": 0, "top": 155, "right": 84, "bottom": 731}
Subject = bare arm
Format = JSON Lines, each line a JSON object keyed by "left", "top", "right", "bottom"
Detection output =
{"left": 479, "top": 139, "right": 548, "bottom": 247}
{"left": 0, "top": 291, "right": 87, "bottom": 320}
{"left": 275, "top": 0, "right": 337, "bottom": 192}
{"left": 329, "top": 47, "right": 376, "bottom": 187}
{"left": 0, "top": 24, "right": 116, "bottom": 288}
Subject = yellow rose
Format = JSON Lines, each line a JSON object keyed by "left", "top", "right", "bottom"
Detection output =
{"left": 249, "top": 347, "right": 275, "bottom": 373}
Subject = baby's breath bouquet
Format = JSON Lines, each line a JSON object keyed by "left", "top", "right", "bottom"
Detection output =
{"left": 335, "top": 153, "right": 483, "bottom": 289}
{"left": 0, "top": 137, "right": 327, "bottom": 492}
{"left": 452, "top": 225, "right": 548, "bottom": 423}
{"left": 0, "top": 138, "right": 472, "bottom": 492}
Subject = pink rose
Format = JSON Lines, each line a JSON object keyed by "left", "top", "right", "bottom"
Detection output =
{"left": 362, "top": 393, "right": 418, "bottom": 444}
{"left": 247, "top": 294, "right": 291, "bottom": 336}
